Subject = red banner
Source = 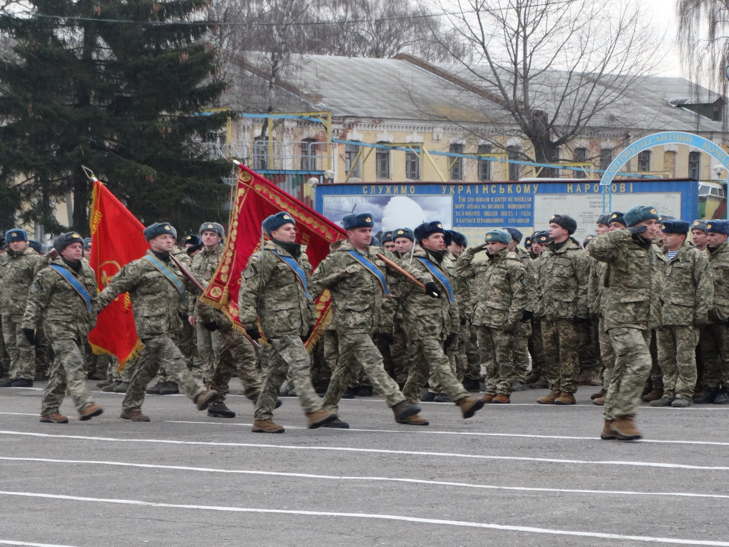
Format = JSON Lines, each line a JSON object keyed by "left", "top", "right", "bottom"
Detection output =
{"left": 88, "top": 180, "right": 148, "bottom": 364}
{"left": 200, "top": 163, "right": 346, "bottom": 348}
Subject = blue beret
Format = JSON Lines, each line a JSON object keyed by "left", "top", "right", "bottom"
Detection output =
{"left": 504, "top": 227, "right": 523, "bottom": 243}
{"left": 53, "top": 232, "right": 83, "bottom": 255}
{"left": 144, "top": 222, "right": 177, "bottom": 241}
{"left": 184, "top": 234, "right": 201, "bottom": 246}
{"left": 691, "top": 220, "right": 708, "bottom": 233}
{"left": 533, "top": 230, "right": 551, "bottom": 244}
{"left": 444, "top": 230, "right": 455, "bottom": 246}
{"left": 393, "top": 228, "right": 414, "bottom": 242}
{"left": 597, "top": 213, "right": 612, "bottom": 226}
{"left": 199, "top": 222, "right": 225, "bottom": 238}
{"left": 342, "top": 212, "right": 374, "bottom": 231}
{"left": 609, "top": 212, "right": 626, "bottom": 226}
{"left": 5, "top": 228, "right": 28, "bottom": 243}
{"left": 414, "top": 221, "right": 445, "bottom": 242}
{"left": 262, "top": 212, "right": 295, "bottom": 235}
{"left": 452, "top": 231, "right": 468, "bottom": 247}
{"left": 706, "top": 220, "right": 729, "bottom": 235}
{"left": 624, "top": 205, "right": 659, "bottom": 227}
{"left": 660, "top": 220, "right": 689, "bottom": 235}
{"left": 484, "top": 229, "right": 511, "bottom": 245}
{"left": 381, "top": 231, "right": 394, "bottom": 243}
{"left": 549, "top": 214, "right": 577, "bottom": 235}
{"left": 583, "top": 234, "right": 596, "bottom": 247}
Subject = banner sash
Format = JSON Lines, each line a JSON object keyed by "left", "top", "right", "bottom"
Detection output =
{"left": 270, "top": 250, "right": 311, "bottom": 300}
{"left": 416, "top": 257, "right": 454, "bottom": 303}
{"left": 142, "top": 255, "right": 188, "bottom": 306}
{"left": 346, "top": 250, "right": 390, "bottom": 296}
{"left": 49, "top": 264, "right": 92, "bottom": 313}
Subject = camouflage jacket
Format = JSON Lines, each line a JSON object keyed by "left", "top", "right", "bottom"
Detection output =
{"left": 0, "top": 246, "right": 43, "bottom": 318}
{"left": 535, "top": 238, "right": 589, "bottom": 320}
{"left": 658, "top": 243, "right": 712, "bottom": 326}
{"left": 310, "top": 240, "right": 432, "bottom": 335}
{"left": 96, "top": 250, "right": 197, "bottom": 340}
{"left": 457, "top": 246, "right": 527, "bottom": 329}
{"left": 399, "top": 246, "right": 458, "bottom": 340}
{"left": 587, "top": 258, "right": 608, "bottom": 317}
{"left": 238, "top": 240, "right": 314, "bottom": 338}
{"left": 708, "top": 240, "right": 729, "bottom": 322}
{"left": 21, "top": 257, "right": 97, "bottom": 340}
{"left": 589, "top": 229, "right": 663, "bottom": 331}
{"left": 447, "top": 251, "right": 473, "bottom": 321}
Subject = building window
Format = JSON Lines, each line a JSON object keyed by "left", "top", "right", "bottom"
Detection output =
{"left": 300, "top": 139, "right": 317, "bottom": 171}
{"left": 637, "top": 150, "right": 651, "bottom": 172}
{"left": 253, "top": 138, "right": 268, "bottom": 171}
{"left": 573, "top": 147, "right": 587, "bottom": 179}
{"left": 599, "top": 148, "right": 613, "bottom": 171}
{"left": 406, "top": 151, "right": 420, "bottom": 180}
{"left": 507, "top": 145, "right": 521, "bottom": 181}
{"left": 344, "top": 143, "right": 361, "bottom": 179}
{"left": 478, "top": 144, "right": 492, "bottom": 181}
{"left": 689, "top": 151, "right": 701, "bottom": 180}
{"left": 450, "top": 143, "right": 464, "bottom": 181}
{"left": 376, "top": 144, "right": 390, "bottom": 179}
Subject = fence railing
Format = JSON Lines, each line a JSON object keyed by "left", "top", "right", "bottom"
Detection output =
{"left": 200, "top": 140, "right": 333, "bottom": 172}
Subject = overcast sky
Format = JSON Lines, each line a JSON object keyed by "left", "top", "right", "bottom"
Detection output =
{"left": 639, "top": 0, "right": 683, "bottom": 77}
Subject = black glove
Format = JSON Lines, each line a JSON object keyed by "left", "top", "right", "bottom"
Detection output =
{"left": 627, "top": 225, "right": 647, "bottom": 237}
{"left": 444, "top": 331, "right": 458, "bottom": 352}
{"left": 203, "top": 322, "right": 218, "bottom": 332}
{"left": 374, "top": 331, "right": 394, "bottom": 345}
{"left": 245, "top": 327, "right": 261, "bottom": 341}
{"left": 532, "top": 316, "right": 541, "bottom": 325}
{"left": 521, "top": 310, "right": 534, "bottom": 323}
{"left": 589, "top": 312, "right": 599, "bottom": 323}
{"left": 301, "top": 326, "right": 314, "bottom": 342}
{"left": 22, "top": 328, "right": 36, "bottom": 346}
{"left": 424, "top": 282, "right": 441, "bottom": 299}
{"left": 573, "top": 316, "right": 589, "bottom": 325}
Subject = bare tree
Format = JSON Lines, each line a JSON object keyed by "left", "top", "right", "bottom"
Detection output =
{"left": 428, "top": 0, "right": 662, "bottom": 176}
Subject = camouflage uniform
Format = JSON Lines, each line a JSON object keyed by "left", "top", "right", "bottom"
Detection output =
{"left": 239, "top": 240, "right": 321, "bottom": 421}
{"left": 399, "top": 246, "right": 468, "bottom": 405}
{"left": 311, "top": 241, "right": 431, "bottom": 413}
{"left": 191, "top": 244, "right": 224, "bottom": 381}
{"left": 536, "top": 238, "right": 590, "bottom": 394}
{"left": 96, "top": 250, "right": 207, "bottom": 414}
{"left": 590, "top": 229, "right": 663, "bottom": 420}
{"left": 526, "top": 255, "right": 545, "bottom": 382}
{"left": 22, "top": 257, "right": 98, "bottom": 415}
{"left": 588, "top": 258, "right": 615, "bottom": 390}
{"left": 457, "top": 245, "right": 527, "bottom": 395}
{"left": 0, "top": 246, "right": 42, "bottom": 381}
{"left": 700, "top": 239, "right": 729, "bottom": 390}
{"left": 656, "top": 243, "right": 712, "bottom": 401}
{"left": 512, "top": 247, "right": 532, "bottom": 384}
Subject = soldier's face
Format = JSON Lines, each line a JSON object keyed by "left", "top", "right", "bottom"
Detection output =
{"left": 384, "top": 241, "right": 396, "bottom": 251}
{"left": 422, "top": 233, "right": 445, "bottom": 251}
{"left": 448, "top": 242, "right": 464, "bottom": 254}
{"left": 548, "top": 223, "right": 569, "bottom": 242}
{"left": 8, "top": 241, "right": 27, "bottom": 252}
{"left": 61, "top": 242, "right": 84, "bottom": 261}
{"left": 708, "top": 232, "right": 728, "bottom": 247}
{"left": 595, "top": 223, "right": 609, "bottom": 236}
{"left": 532, "top": 242, "right": 545, "bottom": 254}
{"left": 201, "top": 230, "right": 221, "bottom": 248}
{"left": 692, "top": 229, "right": 709, "bottom": 248}
{"left": 609, "top": 222, "right": 625, "bottom": 231}
{"left": 271, "top": 223, "right": 297, "bottom": 243}
{"left": 347, "top": 227, "right": 372, "bottom": 248}
{"left": 394, "top": 237, "right": 413, "bottom": 253}
{"left": 486, "top": 241, "right": 508, "bottom": 254}
{"left": 150, "top": 234, "right": 176, "bottom": 252}
{"left": 663, "top": 232, "right": 686, "bottom": 252}
{"left": 635, "top": 219, "right": 659, "bottom": 239}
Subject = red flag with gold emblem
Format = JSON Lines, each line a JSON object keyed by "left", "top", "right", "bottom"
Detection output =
{"left": 200, "top": 163, "right": 345, "bottom": 348}
{"left": 88, "top": 179, "right": 148, "bottom": 364}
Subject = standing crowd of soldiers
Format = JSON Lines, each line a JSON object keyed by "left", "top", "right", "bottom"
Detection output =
{"left": 0, "top": 202, "right": 726, "bottom": 440}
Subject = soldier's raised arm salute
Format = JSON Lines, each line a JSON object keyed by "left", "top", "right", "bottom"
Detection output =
{"left": 237, "top": 212, "right": 338, "bottom": 433}
{"left": 95, "top": 222, "right": 219, "bottom": 422}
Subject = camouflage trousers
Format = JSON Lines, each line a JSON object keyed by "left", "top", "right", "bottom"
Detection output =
{"left": 122, "top": 335, "right": 206, "bottom": 414}
{"left": 464, "top": 321, "right": 481, "bottom": 381}
{"left": 649, "top": 330, "right": 663, "bottom": 390}
{"left": 604, "top": 327, "right": 652, "bottom": 421}
{"left": 542, "top": 319, "right": 580, "bottom": 394}
{"left": 111, "top": 355, "right": 134, "bottom": 383}
{"left": 656, "top": 325, "right": 699, "bottom": 401}
{"left": 255, "top": 334, "right": 321, "bottom": 421}
{"left": 402, "top": 337, "right": 469, "bottom": 405}
{"left": 698, "top": 323, "right": 729, "bottom": 388}
{"left": 312, "top": 330, "right": 336, "bottom": 387}
{"left": 41, "top": 338, "right": 94, "bottom": 416}
{"left": 210, "top": 327, "right": 262, "bottom": 403}
{"left": 322, "top": 332, "right": 406, "bottom": 413}
{"left": 476, "top": 325, "right": 515, "bottom": 395}
{"left": 427, "top": 330, "right": 462, "bottom": 395}
{"left": 194, "top": 322, "right": 220, "bottom": 383}
{"left": 578, "top": 321, "right": 599, "bottom": 374}
{"left": 390, "top": 323, "right": 411, "bottom": 386}
{"left": 599, "top": 318, "right": 615, "bottom": 390}
{"left": 2, "top": 315, "right": 35, "bottom": 381}
{"left": 528, "top": 320, "right": 545, "bottom": 380}
{"left": 513, "top": 322, "right": 531, "bottom": 384}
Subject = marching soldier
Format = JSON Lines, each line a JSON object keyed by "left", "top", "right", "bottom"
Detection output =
{"left": 238, "top": 212, "right": 335, "bottom": 432}
{"left": 22, "top": 232, "right": 103, "bottom": 423}
{"left": 95, "top": 222, "right": 219, "bottom": 422}
{"left": 504, "top": 227, "right": 532, "bottom": 390}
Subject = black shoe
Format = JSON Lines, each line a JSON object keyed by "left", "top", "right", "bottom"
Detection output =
{"left": 0, "top": 378, "right": 17, "bottom": 387}
{"left": 714, "top": 387, "right": 729, "bottom": 405}
{"left": 321, "top": 417, "right": 350, "bottom": 429}
{"left": 433, "top": 393, "right": 450, "bottom": 403}
{"left": 146, "top": 382, "right": 164, "bottom": 395}
{"left": 159, "top": 382, "right": 179, "bottom": 395}
{"left": 342, "top": 388, "right": 355, "bottom": 399}
{"left": 275, "top": 399, "right": 283, "bottom": 409}
{"left": 420, "top": 392, "right": 437, "bottom": 402}
{"left": 694, "top": 387, "right": 720, "bottom": 404}
{"left": 10, "top": 378, "right": 33, "bottom": 387}
{"left": 207, "top": 401, "right": 236, "bottom": 418}
{"left": 462, "top": 378, "right": 480, "bottom": 392}
{"left": 357, "top": 386, "right": 373, "bottom": 397}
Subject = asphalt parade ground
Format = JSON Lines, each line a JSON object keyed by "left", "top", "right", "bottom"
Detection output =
{"left": 1, "top": 381, "right": 729, "bottom": 547}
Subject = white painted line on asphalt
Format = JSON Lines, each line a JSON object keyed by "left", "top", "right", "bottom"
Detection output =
{"left": 166, "top": 420, "right": 729, "bottom": 447}
{"left": 0, "top": 490, "right": 727, "bottom": 546}
{"left": 2, "top": 430, "right": 728, "bottom": 471}
{"left": 3, "top": 455, "right": 729, "bottom": 502}
{"left": 0, "top": 540, "right": 77, "bottom": 547}
{"left": 0, "top": 413, "right": 37, "bottom": 417}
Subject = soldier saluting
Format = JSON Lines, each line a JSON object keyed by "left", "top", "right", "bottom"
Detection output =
{"left": 95, "top": 222, "right": 219, "bottom": 422}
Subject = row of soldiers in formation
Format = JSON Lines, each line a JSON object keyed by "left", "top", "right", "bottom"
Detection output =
{"left": 0, "top": 204, "right": 726, "bottom": 440}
